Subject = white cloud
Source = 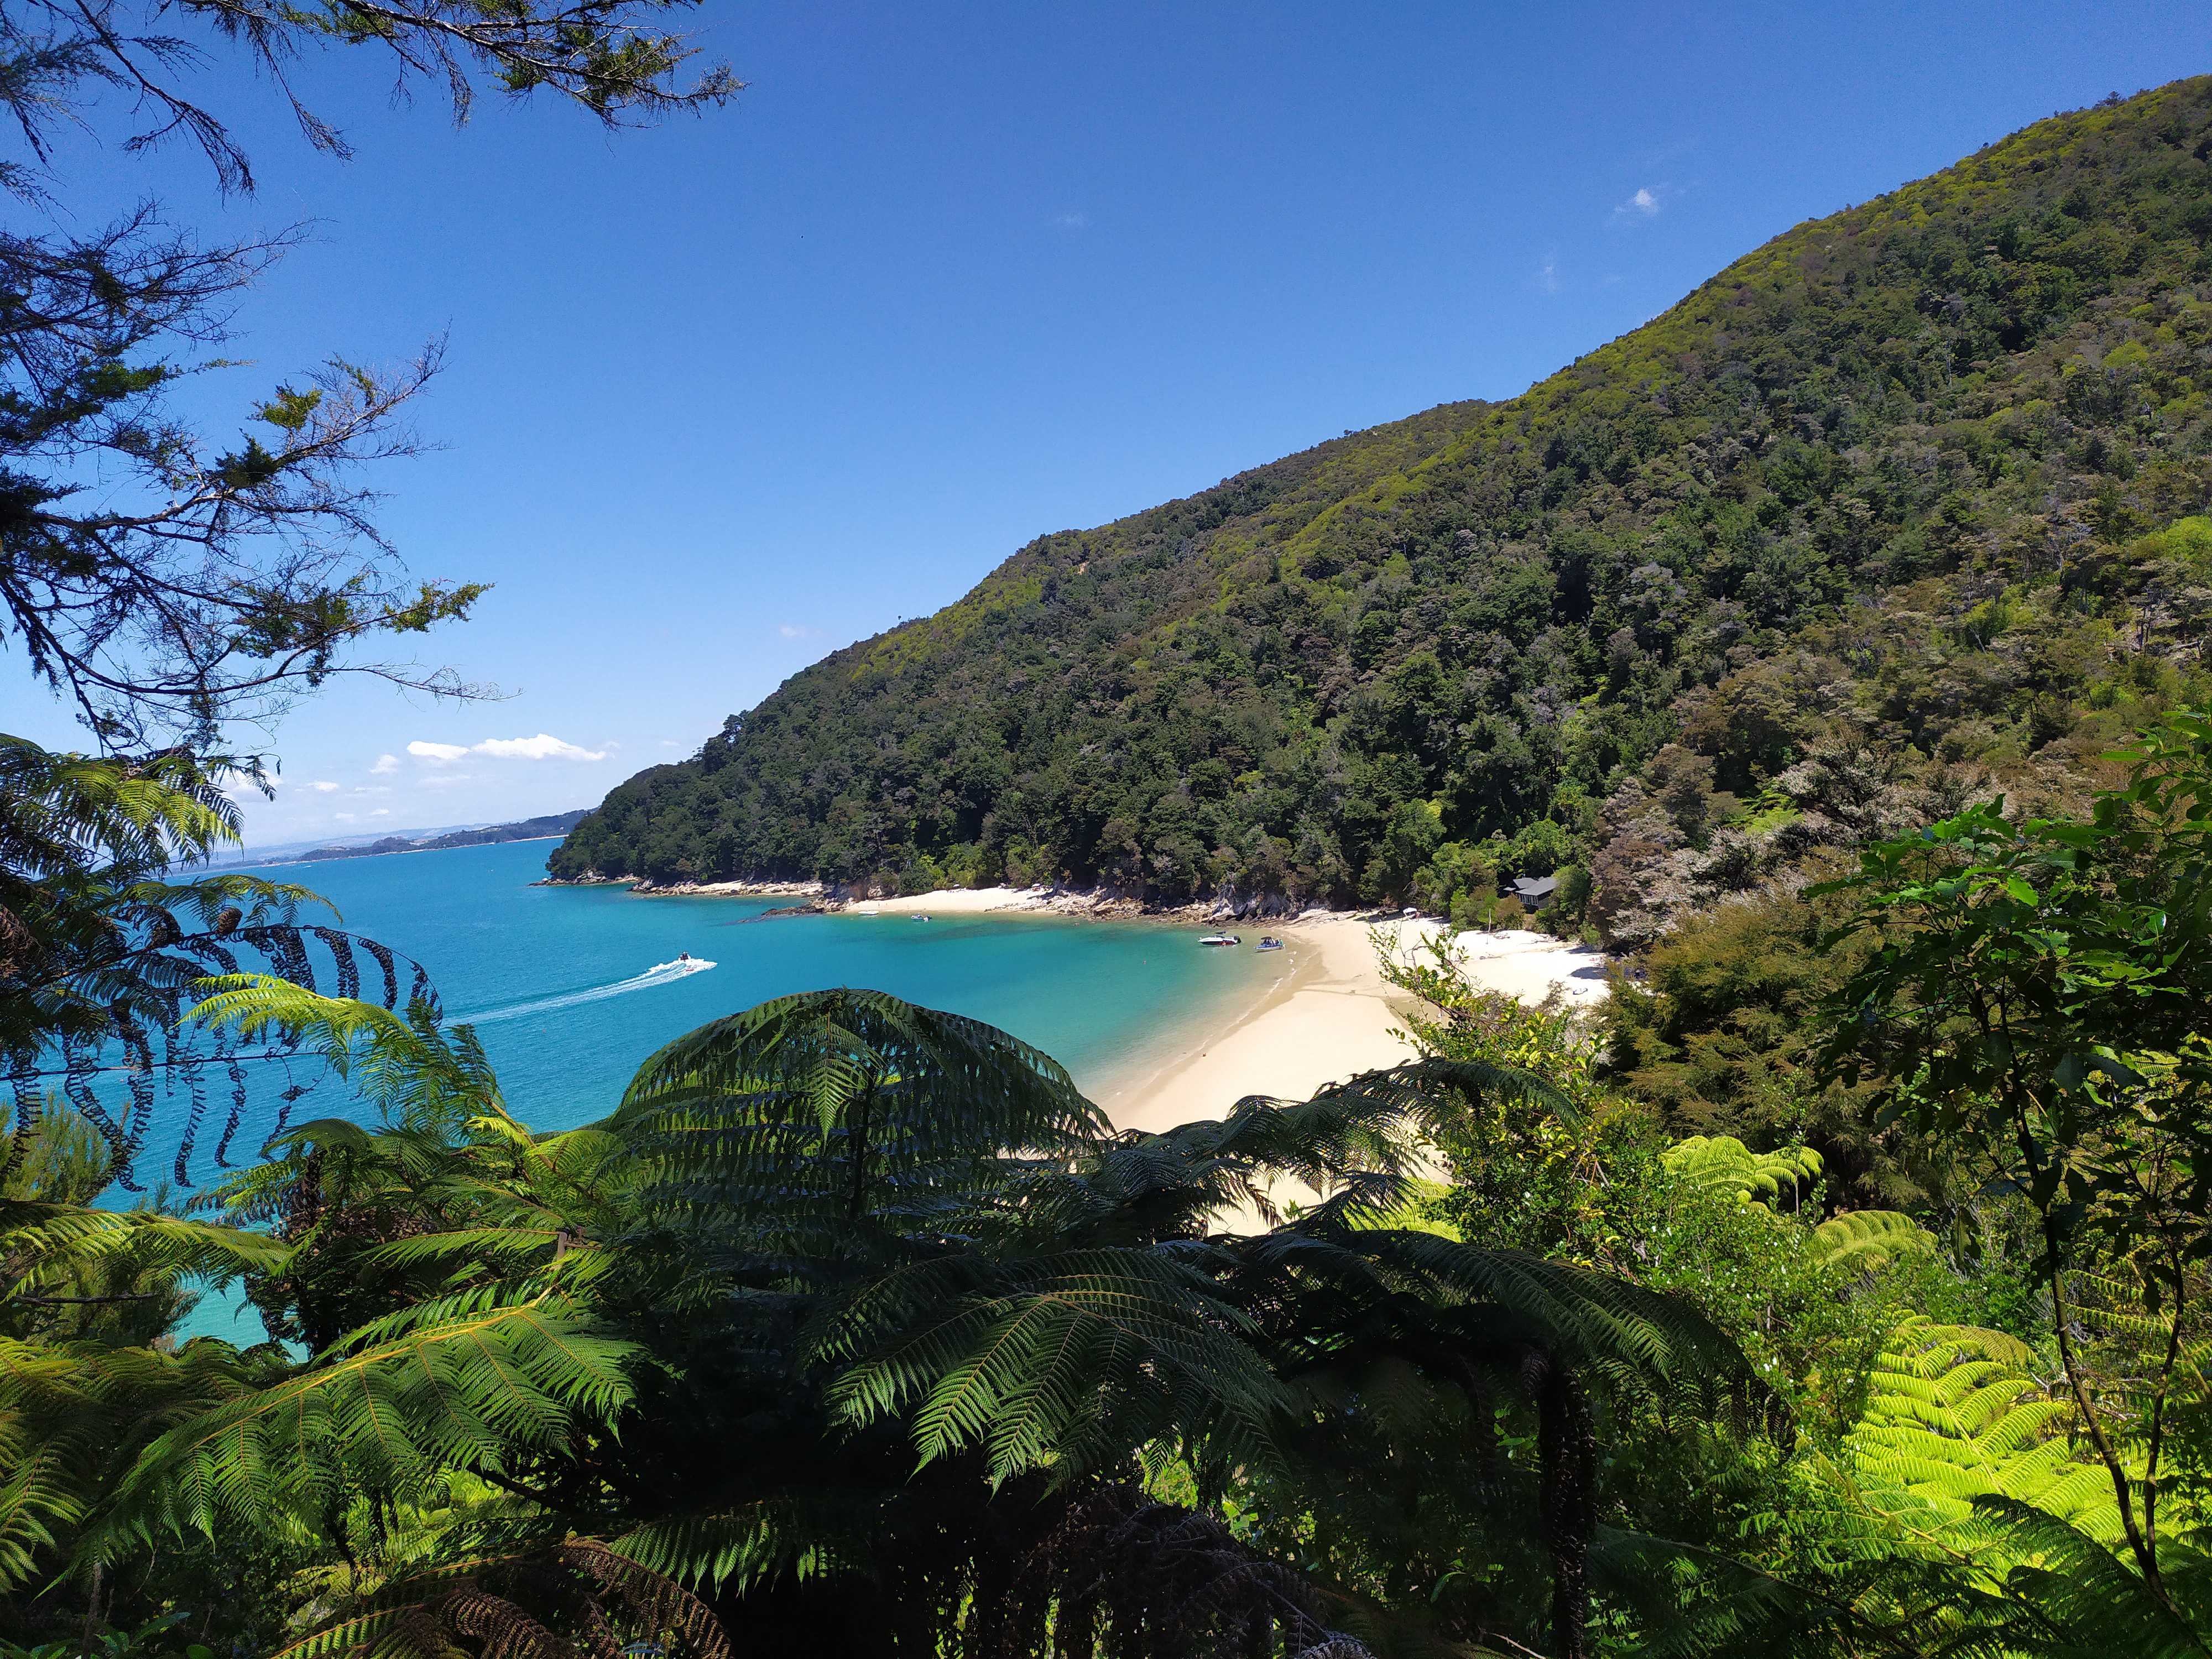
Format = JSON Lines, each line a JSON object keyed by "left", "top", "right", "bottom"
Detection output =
{"left": 1538, "top": 255, "right": 1558, "bottom": 293}
{"left": 473, "top": 733, "right": 605, "bottom": 761}
{"left": 335, "top": 812, "right": 357, "bottom": 822}
{"left": 406, "top": 733, "right": 606, "bottom": 764}
{"left": 1053, "top": 212, "right": 1087, "bottom": 228}
{"left": 419, "top": 772, "right": 476, "bottom": 789}
{"left": 306, "top": 780, "right": 339, "bottom": 792}
{"left": 778, "top": 623, "right": 822, "bottom": 640}
{"left": 370, "top": 754, "right": 400, "bottom": 775}
{"left": 1616, "top": 185, "right": 1665, "bottom": 220}
{"left": 371, "top": 808, "right": 390, "bottom": 817}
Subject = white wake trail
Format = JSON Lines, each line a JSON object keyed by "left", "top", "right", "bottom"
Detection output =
{"left": 456, "top": 957, "right": 717, "bottom": 1026}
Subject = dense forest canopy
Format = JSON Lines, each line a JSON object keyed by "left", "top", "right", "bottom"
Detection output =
{"left": 554, "top": 78, "right": 2212, "bottom": 903}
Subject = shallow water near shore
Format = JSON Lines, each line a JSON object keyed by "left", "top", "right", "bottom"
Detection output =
{"left": 168, "top": 838, "right": 1277, "bottom": 1166}
{"left": 152, "top": 839, "right": 1283, "bottom": 1342}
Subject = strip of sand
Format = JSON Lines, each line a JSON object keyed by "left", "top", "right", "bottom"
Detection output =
{"left": 1100, "top": 913, "right": 1417, "bottom": 1133}
{"left": 1105, "top": 918, "right": 1611, "bottom": 1133}
{"left": 837, "top": 882, "right": 1611, "bottom": 1133}
{"left": 844, "top": 885, "right": 1055, "bottom": 915}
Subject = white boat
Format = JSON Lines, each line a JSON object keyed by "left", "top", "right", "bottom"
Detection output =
{"left": 1199, "top": 933, "right": 1241, "bottom": 946}
{"left": 1256, "top": 937, "right": 1284, "bottom": 952}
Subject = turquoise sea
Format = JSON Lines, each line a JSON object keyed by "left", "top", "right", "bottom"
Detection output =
{"left": 145, "top": 839, "right": 1275, "bottom": 1342}
{"left": 186, "top": 838, "right": 1274, "bottom": 1151}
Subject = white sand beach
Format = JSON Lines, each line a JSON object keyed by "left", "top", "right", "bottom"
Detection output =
{"left": 1383, "top": 922, "right": 1613, "bottom": 1010}
{"left": 1100, "top": 912, "right": 1417, "bottom": 1133}
{"left": 1100, "top": 915, "right": 1610, "bottom": 1133}
{"left": 843, "top": 885, "right": 1056, "bottom": 915}
{"left": 841, "top": 883, "right": 1610, "bottom": 1131}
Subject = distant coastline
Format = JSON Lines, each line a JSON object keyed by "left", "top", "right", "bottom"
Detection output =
{"left": 238, "top": 808, "right": 594, "bottom": 869}
{"left": 535, "top": 875, "right": 1315, "bottom": 924}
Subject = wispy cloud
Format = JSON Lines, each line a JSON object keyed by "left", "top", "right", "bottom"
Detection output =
{"left": 335, "top": 812, "right": 357, "bottom": 822}
{"left": 475, "top": 734, "right": 604, "bottom": 760}
{"left": 306, "top": 780, "right": 339, "bottom": 792}
{"left": 370, "top": 754, "right": 399, "bottom": 775}
{"left": 1615, "top": 185, "right": 1666, "bottom": 220}
{"left": 778, "top": 623, "right": 822, "bottom": 640}
{"left": 406, "top": 733, "right": 606, "bottom": 764}
{"left": 1538, "top": 255, "right": 1559, "bottom": 293}
{"left": 1053, "top": 212, "right": 1087, "bottom": 229}
{"left": 371, "top": 808, "right": 390, "bottom": 817}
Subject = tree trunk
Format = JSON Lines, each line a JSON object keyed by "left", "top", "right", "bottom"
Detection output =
{"left": 1537, "top": 1363, "right": 1596, "bottom": 1659}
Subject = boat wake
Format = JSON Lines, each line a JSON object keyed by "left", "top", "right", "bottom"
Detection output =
{"left": 456, "top": 957, "right": 717, "bottom": 1026}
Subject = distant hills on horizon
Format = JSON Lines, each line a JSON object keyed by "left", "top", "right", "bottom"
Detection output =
{"left": 222, "top": 808, "right": 595, "bottom": 868}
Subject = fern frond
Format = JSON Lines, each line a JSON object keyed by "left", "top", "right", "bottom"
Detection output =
{"left": 1850, "top": 1317, "right": 2127, "bottom": 1549}
{"left": 1661, "top": 1135, "right": 1822, "bottom": 1209}
{"left": 1, "top": 1198, "right": 284, "bottom": 1302}
{"left": 189, "top": 976, "right": 510, "bottom": 1132}
{"left": 272, "top": 1539, "right": 728, "bottom": 1659}
{"left": 103, "top": 1291, "right": 638, "bottom": 1547}
{"left": 1810, "top": 1210, "right": 1938, "bottom": 1276}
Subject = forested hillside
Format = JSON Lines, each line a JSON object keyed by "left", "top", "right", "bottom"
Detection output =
{"left": 552, "top": 80, "right": 2212, "bottom": 904}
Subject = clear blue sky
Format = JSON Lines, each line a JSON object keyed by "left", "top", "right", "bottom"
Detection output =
{"left": 4, "top": 2, "right": 2209, "bottom": 846}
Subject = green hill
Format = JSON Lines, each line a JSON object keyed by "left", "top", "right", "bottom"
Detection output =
{"left": 550, "top": 79, "right": 2212, "bottom": 910}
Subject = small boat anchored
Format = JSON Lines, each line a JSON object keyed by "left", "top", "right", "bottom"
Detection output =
{"left": 1255, "top": 937, "right": 1284, "bottom": 952}
{"left": 1198, "top": 932, "right": 1241, "bottom": 947}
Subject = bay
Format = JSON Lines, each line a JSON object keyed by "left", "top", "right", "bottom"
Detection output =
{"left": 152, "top": 838, "right": 1274, "bottom": 1343}
{"left": 182, "top": 838, "right": 1270, "bottom": 1155}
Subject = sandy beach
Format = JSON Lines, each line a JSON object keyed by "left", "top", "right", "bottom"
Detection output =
{"left": 685, "top": 877, "right": 1609, "bottom": 1134}
{"left": 844, "top": 885, "right": 1056, "bottom": 915}
{"left": 1097, "top": 915, "right": 1609, "bottom": 1133}
{"left": 1097, "top": 913, "right": 1418, "bottom": 1132}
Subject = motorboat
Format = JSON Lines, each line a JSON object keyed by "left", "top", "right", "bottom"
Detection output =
{"left": 912, "top": 914, "right": 932, "bottom": 922}
{"left": 1198, "top": 933, "right": 1241, "bottom": 946}
{"left": 1255, "top": 937, "right": 1284, "bottom": 952}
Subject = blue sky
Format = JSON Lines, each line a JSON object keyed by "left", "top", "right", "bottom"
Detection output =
{"left": 4, "top": 2, "right": 2209, "bottom": 847}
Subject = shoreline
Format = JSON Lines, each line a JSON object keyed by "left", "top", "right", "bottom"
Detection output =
{"left": 540, "top": 875, "right": 1301, "bottom": 921}
{"left": 1095, "top": 915, "right": 1610, "bottom": 1133}
{"left": 1097, "top": 912, "right": 1421, "bottom": 1133}
{"left": 547, "top": 873, "right": 1611, "bottom": 1134}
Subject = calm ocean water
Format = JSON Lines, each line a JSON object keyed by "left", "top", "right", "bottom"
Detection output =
{"left": 147, "top": 839, "right": 1276, "bottom": 1342}
{"left": 174, "top": 838, "right": 1275, "bottom": 1153}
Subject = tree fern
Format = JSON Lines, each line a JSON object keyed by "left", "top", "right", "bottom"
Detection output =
{"left": 272, "top": 1539, "right": 728, "bottom": 1659}
{"left": 1849, "top": 1317, "right": 2126, "bottom": 1548}
{"left": 3, "top": 744, "right": 445, "bottom": 1189}
{"left": 98, "top": 1288, "right": 639, "bottom": 1556}
{"left": 1598, "top": 1319, "right": 2212, "bottom": 1657}
{"left": 1661, "top": 1135, "right": 1822, "bottom": 1211}
{"left": 2, "top": 1196, "right": 283, "bottom": 1313}
{"left": 1810, "top": 1210, "right": 1937, "bottom": 1277}
{"left": 0, "top": 1332, "right": 275, "bottom": 1589}
{"left": 612, "top": 989, "right": 1109, "bottom": 1269}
